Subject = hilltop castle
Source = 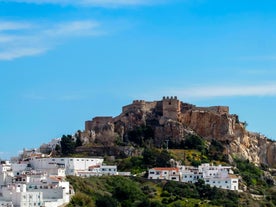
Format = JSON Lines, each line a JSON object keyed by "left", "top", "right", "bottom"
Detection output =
{"left": 85, "top": 96, "right": 229, "bottom": 131}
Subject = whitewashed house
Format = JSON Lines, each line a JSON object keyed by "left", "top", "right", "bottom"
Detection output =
{"left": 179, "top": 166, "right": 203, "bottom": 183}
{"left": 0, "top": 200, "right": 13, "bottom": 207}
{"left": 77, "top": 164, "right": 118, "bottom": 177}
{"left": 2, "top": 184, "right": 43, "bottom": 207}
{"left": 148, "top": 168, "right": 180, "bottom": 181}
{"left": 29, "top": 157, "right": 104, "bottom": 175}
{"left": 0, "top": 161, "right": 14, "bottom": 188}
{"left": 204, "top": 174, "right": 239, "bottom": 190}
{"left": 148, "top": 164, "right": 239, "bottom": 191}
{"left": 99, "top": 165, "right": 118, "bottom": 175}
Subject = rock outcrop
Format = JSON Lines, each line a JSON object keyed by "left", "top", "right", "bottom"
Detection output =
{"left": 84, "top": 96, "right": 276, "bottom": 167}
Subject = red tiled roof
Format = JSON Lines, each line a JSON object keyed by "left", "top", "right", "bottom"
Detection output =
{"left": 152, "top": 167, "right": 179, "bottom": 172}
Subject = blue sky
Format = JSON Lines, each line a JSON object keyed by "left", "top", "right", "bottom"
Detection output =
{"left": 1, "top": 0, "right": 276, "bottom": 159}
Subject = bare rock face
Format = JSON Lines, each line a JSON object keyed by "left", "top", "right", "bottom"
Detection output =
{"left": 267, "top": 142, "right": 276, "bottom": 167}
{"left": 181, "top": 110, "right": 243, "bottom": 141}
{"left": 83, "top": 97, "right": 276, "bottom": 167}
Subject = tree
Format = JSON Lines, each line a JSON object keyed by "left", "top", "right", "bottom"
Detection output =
{"left": 95, "top": 195, "right": 118, "bottom": 207}
{"left": 142, "top": 148, "right": 158, "bottom": 167}
{"left": 208, "top": 139, "right": 227, "bottom": 162}
{"left": 60, "top": 135, "right": 76, "bottom": 156}
{"left": 183, "top": 135, "right": 206, "bottom": 152}
{"left": 156, "top": 150, "right": 171, "bottom": 167}
{"left": 75, "top": 130, "right": 83, "bottom": 147}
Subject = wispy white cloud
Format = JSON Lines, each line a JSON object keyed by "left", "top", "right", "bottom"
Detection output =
{"left": 0, "top": 19, "right": 102, "bottom": 60}
{"left": 0, "top": 48, "right": 48, "bottom": 60}
{"left": 164, "top": 83, "right": 276, "bottom": 99}
{"left": 44, "top": 20, "right": 100, "bottom": 36}
{"left": 0, "top": 0, "right": 166, "bottom": 7}
{"left": 0, "top": 21, "right": 33, "bottom": 31}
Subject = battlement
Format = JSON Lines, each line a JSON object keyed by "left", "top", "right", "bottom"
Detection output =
{"left": 162, "top": 96, "right": 181, "bottom": 120}
{"left": 132, "top": 100, "right": 146, "bottom": 104}
{"left": 163, "top": 96, "right": 178, "bottom": 100}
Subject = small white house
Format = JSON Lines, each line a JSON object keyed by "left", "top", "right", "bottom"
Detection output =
{"left": 148, "top": 168, "right": 180, "bottom": 181}
{"left": 204, "top": 174, "right": 239, "bottom": 190}
{"left": 99, "top": 165, "right": 117, "bottom": 175}
{"left": 2, "top": 184, "right": 43, "bottom": 207}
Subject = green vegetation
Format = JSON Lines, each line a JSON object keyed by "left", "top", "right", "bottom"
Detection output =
{"left": 117, "top": 148, "right": 172, "bottom": 174}
{"left": 66, "top": 176, "right": 241, "bottom": 207}
{"left": 127, "top": 125, "right": 154, "bottom": 146}
{"left": 60, "top": 135, "right": 77, "bottom": 156}
{"left": 234, "top": 158, "right": 274, "bottom": 192}
{"left": 57, "top": 129, "right": 276, "bottom": 207}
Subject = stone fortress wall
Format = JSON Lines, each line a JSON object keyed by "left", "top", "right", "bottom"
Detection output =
{"left": 85, "top": 117, "right": 113, "bottom": 131}
{"left": 85, "top": 96, "right": 230, "bottom": 131}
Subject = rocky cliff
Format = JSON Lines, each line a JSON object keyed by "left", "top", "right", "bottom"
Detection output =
{"left": 83, "top": 97, "right": 276, "bottom": 167}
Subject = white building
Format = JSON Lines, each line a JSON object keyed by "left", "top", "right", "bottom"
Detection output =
{"left": 11, "top": 163, "right": 28, "bottom": 176}
{"left": 0, "top": 161, "right": 14, "bottom": 188}
{"left": 148, "top": 168, "right": 180, "bottom": 181}
{"left": 180, "top": 166, "right": 203, "bottom": 183}
{"left": 77, "top": 165, "right": 118, "bottom": 177}
{"left": 29, "top": 157, "right": 104, "bottom": 175}
{"left": 148, "top": 164, "right": 239, "bottom": 191}
{"left": 2, "top": 184, "right": 43, "bottom": 207}
{"left": 0, "top": 200, "right": 13, "bottom": 207}
{"left": 204, "top": 174, "right": 239, "bottom": 190}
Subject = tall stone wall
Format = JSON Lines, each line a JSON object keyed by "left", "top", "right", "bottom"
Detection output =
{"left": 162, "top": 96, "right": 181, "bottom": 120}
{"left": 122, "top": 100, "right": 146, "bottom": 113}
{"left": 85, "top": 116, "right": 113, "bottom": 131}
{"left": 194, "top": 106, "right": 229, "bottom": 114}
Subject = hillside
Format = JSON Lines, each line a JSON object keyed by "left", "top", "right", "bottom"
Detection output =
{"left": 66, "top": 174, "right": 276, "bottom": 207}
{"left": 42, "top": 96, "right": 276, "bottom": 207}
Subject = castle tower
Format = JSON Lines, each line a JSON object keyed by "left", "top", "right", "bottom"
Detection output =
{"left": 162, "top": 96, "right": 180, "bottom": 120}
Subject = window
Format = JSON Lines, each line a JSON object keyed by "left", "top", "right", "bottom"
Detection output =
{"left": 225, "top": 181, "right": 228, "bottom": 183}
{"left": 233, "top": 181, "right": 237, "bottom": 183}
{"left": 150, "top": 172, "right": 154, "bottom": 174}
{"left": 184, "top": 175, "right": 187, "bottom": 178}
